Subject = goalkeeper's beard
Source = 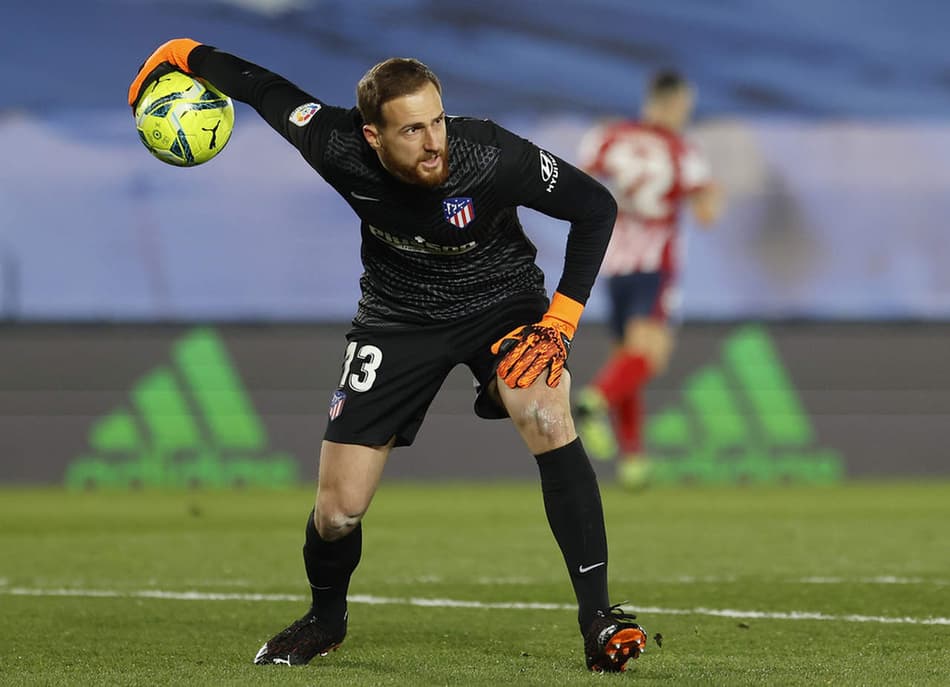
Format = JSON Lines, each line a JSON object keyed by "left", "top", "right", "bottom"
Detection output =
{"left": 377, "top": 143, "right": 449, "bottom": 188}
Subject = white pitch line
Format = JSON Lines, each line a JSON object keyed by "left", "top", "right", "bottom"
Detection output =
{"left": 3, "top": 586, "right": 949, "bottom": 626}
{"left": 644, "top": 575, "right": 949, "bottom": 586}
{"left": 797, "top": 576, "right": 949, "bottom": 586}
{"left": 441, "top": 575, "right": 950, "bottom": 587}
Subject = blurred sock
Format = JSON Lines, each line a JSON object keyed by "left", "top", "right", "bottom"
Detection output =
{"left": 594, "top": 352, "right": 651, "bottom": 405}
{"left": 614, "top": 390, "right": 643, "bottom": 455}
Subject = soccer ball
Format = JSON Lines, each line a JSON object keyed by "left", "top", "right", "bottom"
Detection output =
{"left": 134, "top": 70, "right": 234, "bottom": 167}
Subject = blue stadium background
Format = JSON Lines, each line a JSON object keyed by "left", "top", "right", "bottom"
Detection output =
{"left": 1, "top": 0, "right": 949, "bottom": 321}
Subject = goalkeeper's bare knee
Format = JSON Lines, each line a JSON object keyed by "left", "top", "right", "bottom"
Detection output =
{"left": 520, "top": 401, "right": 574, "bottom": 451}
{"left": 315, "top": 506, "right": 364, "bottom": 541}
{"left": 502, "top": 378, "right": 577, "bottom": 453}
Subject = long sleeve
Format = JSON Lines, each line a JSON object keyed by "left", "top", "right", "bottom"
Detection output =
{"left": 495, "top": 125, "right": 616, "bottom": 305}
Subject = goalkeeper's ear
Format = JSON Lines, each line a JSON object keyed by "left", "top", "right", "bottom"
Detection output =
{"left": 128, "top": 38, "right": 202, "bottom": 108}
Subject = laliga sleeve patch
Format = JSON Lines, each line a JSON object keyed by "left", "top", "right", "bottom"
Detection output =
{"left": 539, "top": 149, "right": 559, "bottom": 192}
{"left": 289, "top": 102, "right": 322, "bottom": 127}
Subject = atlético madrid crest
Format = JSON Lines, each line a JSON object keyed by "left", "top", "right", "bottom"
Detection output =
{"left": 328, "top": 389, "right": 346, "bottom": 421}
{"left": 442, "top": 197, "right": 475, "bottom": 228}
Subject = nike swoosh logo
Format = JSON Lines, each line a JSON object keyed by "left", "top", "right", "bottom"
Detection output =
{"left": 350, "top": 191, "right": 381, "bottom": 202}
{"left": 579, "top": 562, "right": 606, "bottom": 573}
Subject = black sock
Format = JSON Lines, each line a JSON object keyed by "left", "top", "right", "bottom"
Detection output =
{"left": 534, "top": 438, "right": 610, "bottom": 631}
{"left": 302, "top": 508, "right": 362, "bottom": 627}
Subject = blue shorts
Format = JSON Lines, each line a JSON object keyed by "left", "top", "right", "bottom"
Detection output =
{"left": 606, "top": 271, "right": 668, "bottom": 339}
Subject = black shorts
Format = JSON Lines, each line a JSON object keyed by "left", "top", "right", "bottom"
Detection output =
{"left": 323, "top": 294, "right": 548, "bottom": 447}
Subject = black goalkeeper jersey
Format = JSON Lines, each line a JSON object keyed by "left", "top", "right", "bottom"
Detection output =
{"left": 190, "top": 46, "right": 616, "bottom": 327}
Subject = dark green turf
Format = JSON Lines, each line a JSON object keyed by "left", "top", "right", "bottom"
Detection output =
{"left": 1, "top": 482, "right": 948, "bottom": 685}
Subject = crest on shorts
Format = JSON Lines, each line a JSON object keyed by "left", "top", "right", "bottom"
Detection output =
{"left": 328, "top": 389, "right": 346, "bottom": 420}
{"left": 442, "top": 197, "right": 475, "bottom": 228}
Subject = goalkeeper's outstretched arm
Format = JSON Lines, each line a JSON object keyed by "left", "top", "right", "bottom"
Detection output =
{"left": 129, "top": 39, "right": 331, "bottom": 151}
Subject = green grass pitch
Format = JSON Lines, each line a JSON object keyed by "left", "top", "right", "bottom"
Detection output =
{"left": 1, "top": 482, "right": 948, "bottom": 686}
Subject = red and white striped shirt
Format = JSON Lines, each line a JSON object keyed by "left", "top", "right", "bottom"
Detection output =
{"left": 579, "top": 120, "right": 710, "bottom": 276}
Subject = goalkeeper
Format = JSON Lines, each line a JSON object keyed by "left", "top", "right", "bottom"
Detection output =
{"left": 129, "top": 39, "right": 646, "bottom": 672}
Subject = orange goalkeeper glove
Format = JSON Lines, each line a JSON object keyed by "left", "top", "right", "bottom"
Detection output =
{"left": 128, "top": 38, "right": 202, "bottom": 108}
{"left": 491, "top": 292, "right": 584, "bottom": 389}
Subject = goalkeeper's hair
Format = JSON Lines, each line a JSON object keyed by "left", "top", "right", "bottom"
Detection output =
{"left": 357, "top": 58, "right": 442, "bottom": 126}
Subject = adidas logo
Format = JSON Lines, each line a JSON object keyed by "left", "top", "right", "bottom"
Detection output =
{"left": 645, "top": 326, "right": 843, "bottom": 485}
{"left": 65, "top": 328, "right": 298, "bottom": 489}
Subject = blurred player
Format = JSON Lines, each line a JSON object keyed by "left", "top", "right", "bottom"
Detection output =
{"left": 129, "top": 40, "right": 647, "bottom": 672}
{"left": 576, "top": 70, "right": 723, "bottom": 489}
